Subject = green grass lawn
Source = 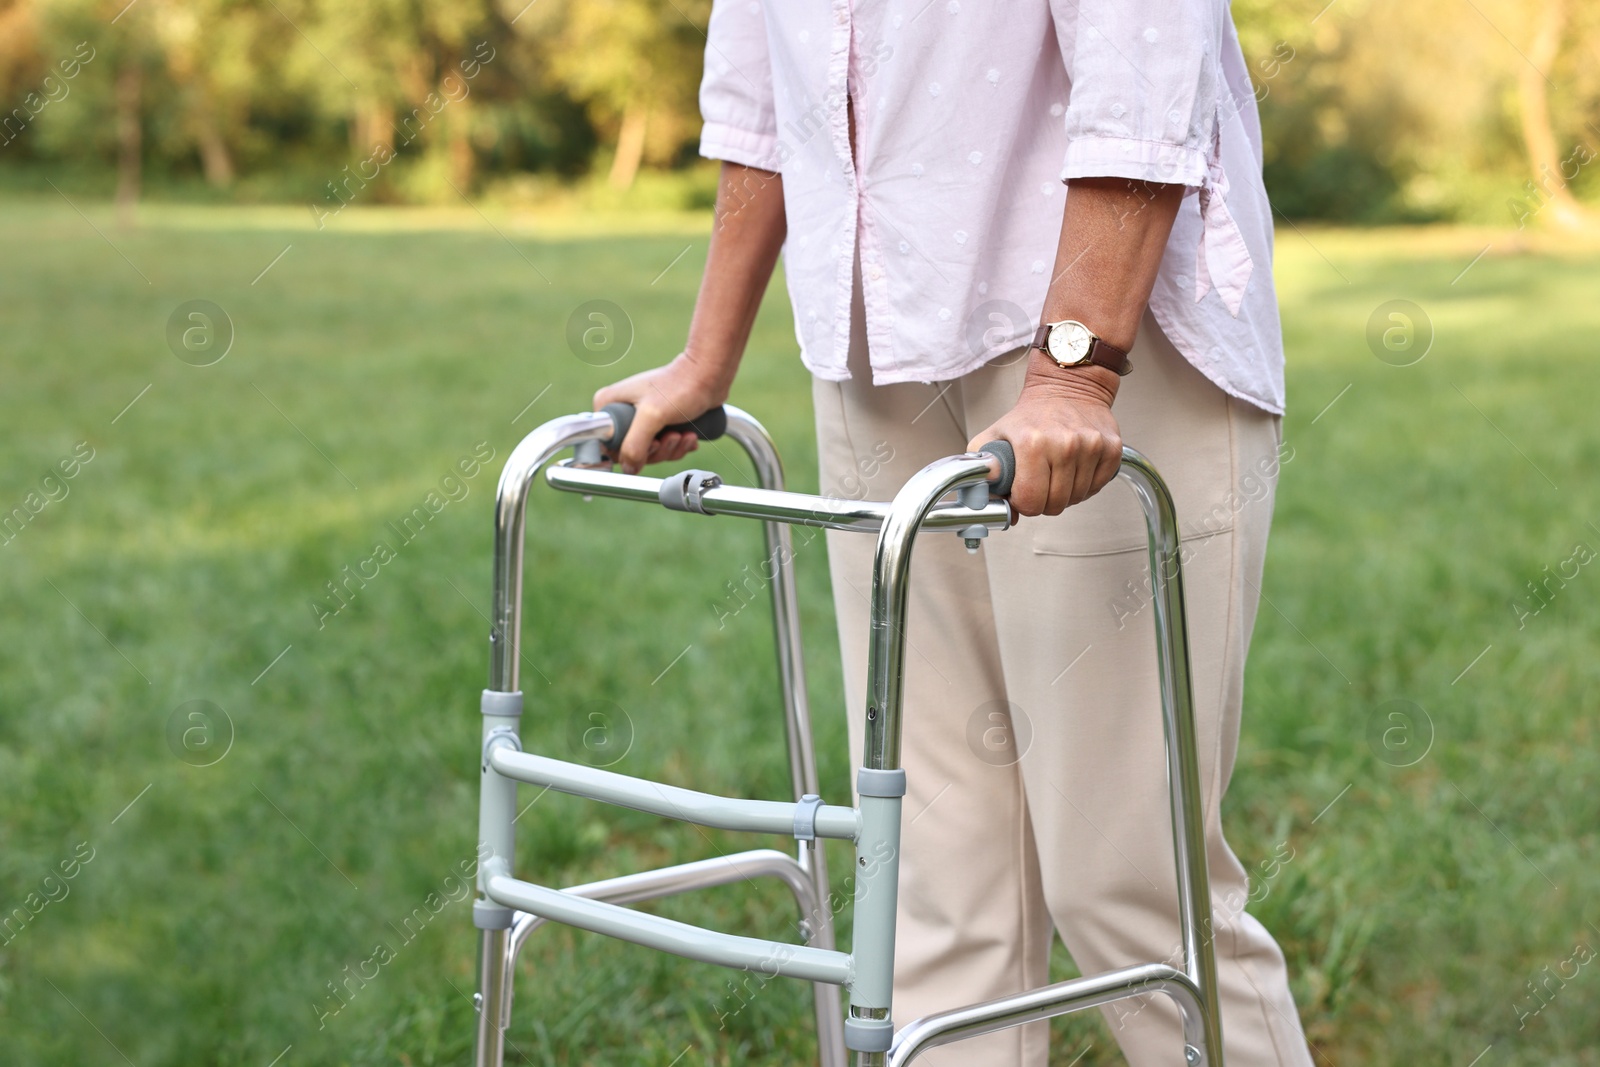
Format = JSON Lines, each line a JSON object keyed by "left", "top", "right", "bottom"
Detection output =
{"left": 1, "top": 198, "right": 1597, "bottom": 1066}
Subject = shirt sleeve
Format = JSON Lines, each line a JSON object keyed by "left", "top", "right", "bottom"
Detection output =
{"left": 1050, "top": 0, "right": 1224, "bottom": 188}
{"left": 1050, "top": 0, "right": 1255, "bottom": 316}
{"left": 698, "top": 0, "right": 781, "bottom": 171}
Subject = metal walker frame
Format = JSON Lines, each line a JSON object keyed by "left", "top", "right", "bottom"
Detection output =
{"left": 471, "top": 404, "right": 1223, "bottom": 1066}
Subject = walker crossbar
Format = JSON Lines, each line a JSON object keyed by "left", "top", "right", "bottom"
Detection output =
{"left": 486, "top": 745, "right": 860, "bottom": 841}
{"left": 497, "top": 848, "right": 818, "bottom": 1028}
{"left": 486, "top": 864, "right": 854, "bottom": 985}
{"left": 544, "top": 462, "right": 1014, "bottom": 535}
{"left": 471, "top": 404, "right": 1223, "bottom": 1067}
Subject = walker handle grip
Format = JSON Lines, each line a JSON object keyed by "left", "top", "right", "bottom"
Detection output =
{"left": 976, "top": 440, "right": 1016, "bottom": 498}
{"left": 600, "top": 402, "right": 728, "bottom": 456}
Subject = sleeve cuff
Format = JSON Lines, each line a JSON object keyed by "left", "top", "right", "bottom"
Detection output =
{"left": 1059, "top": 136, "right": 1209, "bottom": 188}
{"left": 699, "top": 121, "right": 781, "bottom": 172}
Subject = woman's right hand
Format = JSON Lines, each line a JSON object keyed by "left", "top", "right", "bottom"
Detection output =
{"left": 593, "top": 353, "right": 733, "bottom": 474}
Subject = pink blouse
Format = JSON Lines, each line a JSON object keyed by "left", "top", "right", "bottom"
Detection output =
{"left": 698, "top": 0, "right": 1285, "bottom": 414}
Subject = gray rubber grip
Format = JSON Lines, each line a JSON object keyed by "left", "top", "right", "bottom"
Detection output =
{"left": 977, "top": 440, "right": 1016, "bottom": 497}
{"left": 601, "top": 402, "right": 728, "bottom": 456}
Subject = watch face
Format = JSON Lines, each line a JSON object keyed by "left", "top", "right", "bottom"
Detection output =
{"left": 1047, "top": 321, "right": 1093, "bottom": 364}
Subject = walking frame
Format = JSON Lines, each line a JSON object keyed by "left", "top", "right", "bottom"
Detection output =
{"left": 470, "top": 403, "right": 1224, "bottom": 1066}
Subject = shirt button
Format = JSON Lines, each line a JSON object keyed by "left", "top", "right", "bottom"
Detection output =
{"left": 868, "top": 266, "right": 885, "bottom": 281}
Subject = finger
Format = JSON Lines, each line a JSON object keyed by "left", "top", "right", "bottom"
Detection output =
{"left": 669, "top": 433, "right": 700, "bottom": 463}
{"left": 1044, "top": 440, "right": 1077, "bottom": 516}
{"left": 657, "top": 432, "right": 683, "bottom": 461}
{"left": 1067, "top": 434, "right": 1100, "bottom": 508}
{"left": 618, "top": 412, "right": 664, "bottom": 474}
{"left": 593, "top": 379, "right": 634, "bottom": 411}
{"left": 1011, "top": 436, "right": 1050, "bottom": 517}
{"left": 663, "top": 432, "right": 698, "bottom": 465}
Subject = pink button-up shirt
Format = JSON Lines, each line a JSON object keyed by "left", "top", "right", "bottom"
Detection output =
{"left": 699, "top": 0, "right": 1285, "bottom": 414}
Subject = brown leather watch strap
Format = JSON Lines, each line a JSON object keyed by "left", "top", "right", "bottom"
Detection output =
{"left": 1086, "top": 336, "right": 1133, "bottom": 376}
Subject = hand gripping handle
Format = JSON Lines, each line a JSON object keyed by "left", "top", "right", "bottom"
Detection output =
{"left": 600, "top": 402, "right": 728, "bottom": 456}
{"left": 976, "top": 440, "right": 1016, "bottom": 498}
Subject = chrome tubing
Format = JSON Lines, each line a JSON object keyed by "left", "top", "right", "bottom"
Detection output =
{"left": 489, "top": 410, "right": 615, "bottom": 693}
{"left": 887, "top": 963, "right": 1205, "bottom": 1065}
{"left": 544, "top": 464, "right": 1013, "bottom": 534}
{"left": 512, "top": 848, "right": 817, "bottom": 937}
{"left": 476, "top": 411, "right": 614, "bottom": 1067}
{"left": 862, "top": 454, "right": 997, "bottom": 772}
{"left": 1118, "top": 447, "right": 1223, "bottom": 1066}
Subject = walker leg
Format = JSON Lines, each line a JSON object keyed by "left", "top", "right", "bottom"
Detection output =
{"left": 473, "top": 927, "right": 510, "bottom": 1067}
{"left": 1122, "top": 451, "right": 1225, "bottom": 1065}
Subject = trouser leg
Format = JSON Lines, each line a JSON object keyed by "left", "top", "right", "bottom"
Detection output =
{"left": 811, "top": 274, "right": 1051, "bottom": 1067}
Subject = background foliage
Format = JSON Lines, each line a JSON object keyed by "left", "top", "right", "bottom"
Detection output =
{"left": 1, "top": 0, "right": 1598, "bottom": 224}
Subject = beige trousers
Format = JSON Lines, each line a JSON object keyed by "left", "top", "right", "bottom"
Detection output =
{"left": 811, "top": 284, "right": 1313, "bottom": 1065}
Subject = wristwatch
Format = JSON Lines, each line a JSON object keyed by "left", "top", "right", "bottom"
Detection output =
{"left": 1030, "top": 319, "right": 1132, "bottom": 376}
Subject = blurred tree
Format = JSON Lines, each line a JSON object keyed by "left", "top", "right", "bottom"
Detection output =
{"left": 1, "top": 0, "right": 1595, "bottom": 220}
{"left": 1234, "top": 0, "right": 1600, "bottom": 225}
{"left": 1512, "top": 0, "right": 1590, "bottom": 228}
{"left": 523, "top": 0, "right": 708, "bottom": 189}
{"left": 146, "top": 0, "right": 241, "bottom": 186}
{"left": 0, "top": 1, "right": 43, "bottom": 104}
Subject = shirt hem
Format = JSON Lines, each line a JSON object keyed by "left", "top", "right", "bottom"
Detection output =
{"left": 1148, "top": 306, "right": 1284, "bottom": 415}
